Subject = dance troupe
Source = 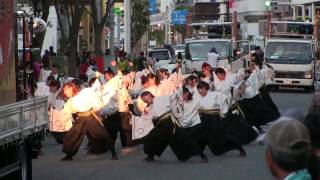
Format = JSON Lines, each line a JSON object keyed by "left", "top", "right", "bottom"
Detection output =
{"left": 40, "top": 54, "right": 280, "bottom": 162}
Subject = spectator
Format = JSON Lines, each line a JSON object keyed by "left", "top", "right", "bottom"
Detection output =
{"left": 50, "top": 64, "right": 59, "bottom": 80}
{"left": 79, "top": 59, "right": 89, "bottom": 75}
{"left": 49, "top": 46, "right": 57, "bottom": 56}
{"left": 303, "top": 113, "right": 320, "bottom": 180}
{"left": 137, "top": 51, "right": 146, "bottom": 71}
{"left": 41, "top": 50, "right": 50, "bottom": 69}
{"left": 265, "top": 120, "right": 312, "bottom": 180}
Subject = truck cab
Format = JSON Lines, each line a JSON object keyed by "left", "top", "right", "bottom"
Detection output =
{"left": 183, "top": 39, "right": 250, "bottom": 73}
{"left": 265, "top": 39, "right": 316, "bottom": 91}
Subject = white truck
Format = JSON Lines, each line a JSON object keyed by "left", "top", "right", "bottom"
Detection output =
{"left": 262, "top": 20, "right": 319, "bottom": 92}
{"left": 182, "top": 14, "right": 251, "bottom": 74}
{"left": 183, "top": 38, "right": 250, "bottom": 73}
{"left": 265, "top": 39, "right": 316, "bottom": 92}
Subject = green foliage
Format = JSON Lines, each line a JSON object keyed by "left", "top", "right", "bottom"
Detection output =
{"left": 150, "top": 30, "right": 165, "bottom": 46}
{"left": 132, "top": 0, "right": 150, "bottom": 43}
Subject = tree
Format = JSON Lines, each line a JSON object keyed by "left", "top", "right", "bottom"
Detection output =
{"left": 54, "top": 0, "right": 87, "bottom": 76}
{"left": 90, "top": 0, "right": 116, "bottom": 57}
{"left": 131, "top": 0, "right": 150, "bottom": 44}
{"left": 150, "top": 30, "right": 165, "bottom": 46}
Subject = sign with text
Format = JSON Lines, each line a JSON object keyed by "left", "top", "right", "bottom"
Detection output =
{"left": 171, "top": 10, "right": 188, "bottom": 25}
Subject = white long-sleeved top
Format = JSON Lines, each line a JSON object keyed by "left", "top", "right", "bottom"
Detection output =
{"left": 148, "top": 95, "right": 171, "bottom": 119}
{"left": 207, "top": 52, "right": 219, "bottom": 68}
{"left": 159, "top": 78, "right": 176, "bottom": 96}
{"left": 242, "top": 71, "right": 260, "bottom": 99}
{"left": 195, "top": 91, "right": 221, "bottom": 110}
{"left": 169, "top": 88, "right": 201, "bottom": 128}
{"left": 179, "top": 100, "right": 202, "bottom": 128}
{"left": 47, "top": 89, "right": 64, "bottom": 110}
{"left": 63, "top": 87, "right": 104, "bottom": 114}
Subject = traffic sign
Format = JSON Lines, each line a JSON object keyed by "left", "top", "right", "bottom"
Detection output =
{"left": 171, "top": 10, "right": 188, "bottom": 25}
{"left": 149, "top": 0, "right": 157, "bottom": 15}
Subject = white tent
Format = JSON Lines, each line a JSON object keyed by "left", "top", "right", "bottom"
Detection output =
{"left": 41, "top": 6, "right": 58, "bottom": 56}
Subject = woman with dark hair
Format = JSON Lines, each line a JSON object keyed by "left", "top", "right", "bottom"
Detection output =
{"left": 201, "top": 63, "right": 215, "bottom": 91}
{"left": 186, "top": 75, "right": 198, "bottom": 93}
{"left": 48, "top": 80, "right": 71, "bottom": 144}
{"left": 171, "top": 87, "right": 208, "bottom": 162}
{"left": 60, "top": 82, "right": 117, "bottom": 161}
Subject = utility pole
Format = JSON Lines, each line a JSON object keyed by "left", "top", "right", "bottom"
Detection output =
{"left": 117, "top": 14, "right": 121, "bottom": 48}
{"left": 124, "top": 0, "right": 131, "bottom": 54}
{"left": 109, "top": 8, "right": 115, "bottom": 56}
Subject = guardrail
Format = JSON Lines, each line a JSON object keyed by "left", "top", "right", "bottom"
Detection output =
{"left": 0, "top": 97, "right": 48, "bottom": 146}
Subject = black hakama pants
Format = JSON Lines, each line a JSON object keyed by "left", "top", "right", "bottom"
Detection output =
{"left": 239, "top": 93, "right": 279, "bottom": 128}
{"left": 62, "top": 111, "right": 115, "bottom": 156}
{"left": 143, "top": 117, "right": 203, "bottom": 161}
{"left": 224, "top": 104, "right": 258, "bottom": 145}
{"left": 200, "top": 112, "right": 245, "bottom": 156}
{"left": 103, "top": 112, "right": 127, "bottom": 147}
{"left": 259, "top": 86, "right": 280, "bottom": 120}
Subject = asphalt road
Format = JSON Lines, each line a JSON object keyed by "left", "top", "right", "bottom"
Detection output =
{"left": 33, "top": 89, "right": 313, "bottom": 180}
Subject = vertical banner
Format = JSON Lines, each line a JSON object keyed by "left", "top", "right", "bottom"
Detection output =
{"left": 148, "top": 0, "right": 157, "bottom": 15}
{"left": 0, "top": 0, "right": 16, "bottom": 105}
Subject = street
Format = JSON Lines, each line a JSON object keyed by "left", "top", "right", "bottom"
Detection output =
{"left": 32, "top": 89, "right": 313, "bottom": 180}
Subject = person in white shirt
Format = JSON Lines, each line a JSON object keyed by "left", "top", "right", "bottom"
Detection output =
{"left": 259, "top": 64, "right": 280, "bottom": 119}
{"left": 186, "top": 75, "right": 198, "bottom": 94}
{"left": 174, "top": 87, "right": 208, "bottom": 162}
{"left": 47, "top": 80, "right": 72, "bottom": 144}
{"left": 140, "top": 91, "right": 208, "bottom": 163}
{"left": 195, "top": 81, "right": 247, "bottom": 157}
{"left": 207, "top": 47, "right": 219, "bottom": 69}
{"left": 238, "top": 65, "right": 276, "bottom": 134}
{"left": 197, "top": 78, "right": 258, "bottom": 145}
{"left": 60, "top": 82, "right": 117, "bottom": 161}
{"left": 200, "top": 63, "right": 215, "bottom": 91}
{"left": 157, "top": 68, "right": 176, "bottom": 96}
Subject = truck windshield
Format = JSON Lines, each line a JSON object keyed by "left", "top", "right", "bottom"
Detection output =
{"left": 149, "top": 51, "right": 170, "bottom": 60}
{"left": 185, "top": 41, "right": 230, "bottom": 61}
{"left": 265, "top": 42, "right": 313, "bottom": 64}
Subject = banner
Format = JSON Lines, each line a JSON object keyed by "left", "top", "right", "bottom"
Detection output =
{"left": 0, "top": 0, "right": 16, "bottom": 105}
